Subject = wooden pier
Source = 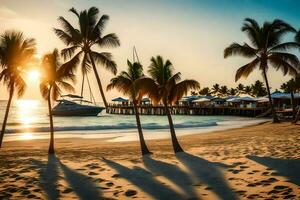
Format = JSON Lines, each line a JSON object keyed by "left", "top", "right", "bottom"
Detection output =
{"left": 106, "top": 104, "right": 269, "bottom": 117}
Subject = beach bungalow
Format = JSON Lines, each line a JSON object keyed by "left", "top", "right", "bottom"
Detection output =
{"left": 210, "top": 97, "right": 226, "bottom": 107}
{"left": 192, "top": 97, "right": 212, "bottom": 107}
{"left": 111, "top": 97, "right": 129, "bottom": 106}
{"left": 271, "top": 92, "right": 300, "bottom": 110}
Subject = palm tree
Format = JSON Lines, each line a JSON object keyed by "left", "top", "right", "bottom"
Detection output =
{"left": 229, "top": 88, "right": 237, "bottom": 96}
{"left": 224, "top": 18, "right": 300, "bottom": 122}
{"left": 199, "top": 87, "right": 212, "bottom": 96}
{"left": 244, "top": 85, "right": 253, "bottom": 96}
{"left": 219, "top": 85, "right": 229, "bottom": 97}
{"left": 251, "top": 80, "right": 267, "bottom": 97}
{"left": 139, "top": 56, "right": 200, "bottom": 153}
{"left": 190, "top": 91, "right": 198, "bottom": 96}
{"left": 0, "top": 31, "right": 36, "bottom": 148}
{"left": 211, "top": 84, "right": 220, "bottom": 96}
{"left": 54, "top": 7, "right": 120, "bottom": 108}
{"left": 236, "top": 83, "right": 245, "bottom": 95}
{"left": 280, "top": 75, "right": 300, "bottom": 119}
{"left": 107, "top": 60, "right": 151, "bottom": 155}
{"left": 40, "top": 49, "right": 75, "bottom": 154}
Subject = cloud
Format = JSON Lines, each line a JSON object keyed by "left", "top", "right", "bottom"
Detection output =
{"left": 0, "top": 6, "right": 18, "bottom": 19}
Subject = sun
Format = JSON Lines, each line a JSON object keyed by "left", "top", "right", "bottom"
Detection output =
{"left": 27, "top": 70, "right": 41, "bottom": 81}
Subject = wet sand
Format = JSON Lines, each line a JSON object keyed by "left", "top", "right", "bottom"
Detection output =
{"left": 1, "top": 122, "right": 300, "bottom": 199}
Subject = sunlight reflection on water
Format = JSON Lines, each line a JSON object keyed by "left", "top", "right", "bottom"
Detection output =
{"left": 16, "top": 99, "right": 40, "bottom": 140}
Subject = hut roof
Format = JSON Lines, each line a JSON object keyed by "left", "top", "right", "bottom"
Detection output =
{"left": 112, "top": 97, "right": 129, "bottom": 102}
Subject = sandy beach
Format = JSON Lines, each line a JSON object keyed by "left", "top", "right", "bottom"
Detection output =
{"left": 0, "top": 122, "right": 300, "bottom": 199}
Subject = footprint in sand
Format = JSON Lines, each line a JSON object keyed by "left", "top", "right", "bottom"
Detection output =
{"left": 88, "top": 171, "right": 99, "bottom": 176}
{"left": 106, "top": 182, "right": 114, "bottom": 187}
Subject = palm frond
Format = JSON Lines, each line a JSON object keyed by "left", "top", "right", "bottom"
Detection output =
{"left": 97, "top": 33, "right": 120, "bottom": 48}
{"left": 60, "top": 51, "right": 82, "bottom": 74}
{"left": 242, "top": 18, "right": 261, "bottom": 48}
{"left": 135, "top": 77, "right": 160, "bottom": 104}
{"left": 268, "top": 42, "right": 300, "bottom": 52}
{"left": 69, "top": 7, "right": 80, "bottom": 18}
{"left": 235, "top": 58, "right": 260, "bottom": 81}
{"left": 90, "top": 51, "right": 117, "bottom": 75}
{"left": 61, "top": 45, "right": 80, "bottom": 60}
{"left": 268, "top": 54, "right": 299, "bottom": 76}
{"left": 169, "top": 79, "right": 200, "bottom": 104}
{"left": 296, "top": 30, "right": 300, "bottom": 43}
{"left": 53, "top": 28, "right": 73, "bottom": 45}
{"left": 224, "top": 43, "right": 257, "bottom": 58}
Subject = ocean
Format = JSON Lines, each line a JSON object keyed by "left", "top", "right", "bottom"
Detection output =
{"left": 0, "top": 99, "right": 268, "bottom": 142}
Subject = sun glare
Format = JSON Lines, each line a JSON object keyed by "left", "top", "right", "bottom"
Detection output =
{"left": 27, "top": 70, "right": 41, "bottom": 82}
{"left": 19, "top": 132, "right": 34, "bottom": 140}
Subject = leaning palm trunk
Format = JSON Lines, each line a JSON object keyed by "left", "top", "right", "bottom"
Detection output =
{"left": 0, "top": 86, "right": 14, "bottom": 149}
{"left": 89, "top": 53, "right": 108, "bottom": 109}
{"left": 164, "top": 104, "right": 184, "bottom": 153}
{"left": 293, "top": 107, "right": 300, "bottom": 124}
{"left": 262, "top": 68, "right": 279, "bottom": 123}
{"left": 48, "top": 91, "right": 55, "bottom": 154}
{"left": 133, "top": 101, "right": 151, "bottom": 155}
{"left": 291, "top": 91, "right": 296, "bottom": 120}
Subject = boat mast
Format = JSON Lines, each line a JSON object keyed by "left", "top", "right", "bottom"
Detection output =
{"left": 80, "top": 73, "right": 85, "bottom": 104}
{"left": 133, "top": 46, "right": 140, "bottom": 63}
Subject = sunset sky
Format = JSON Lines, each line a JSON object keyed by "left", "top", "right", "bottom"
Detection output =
{"left": 0, "top": 0, "right": 300, "bottom": 102}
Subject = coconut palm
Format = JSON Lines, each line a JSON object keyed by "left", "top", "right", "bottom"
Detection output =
{"left": 211, "top": 84, "right": 220, "bottom": 96}
{"left": 54, "top": 7, "right": 120, "bottom": 108}
{"left": 0, "top": 31, "right": 36, "bottom": 148}
{"left": 251, "top": 80, "right": 267, "bottom": 97}
{"left": 219, "top": 85, "right": 229, "bottom": 97}
{"left": 139, "top": 56, "right": 200, "bottom": 153}
{"left": 236, "top": 83, "right": 245, "bottom": 95}
{"left": 224, "top": 18, "right": 300, "bottom": 122}
{"left": 40, "top": 49, "right": 75, "bottom": 154}
{"left": 243, "top": 85, "right": 253, "bottom": 96}
{"left": 281, "top": 75, "right": 300, "bottom": 119}
{"left": 107, "top": 60, "right": 151, "bottom": 155}
{"left": 199, "top": 87, "right": 212, "bottom": 96}
{"left": 229, "top": 88, "right": 238, "bottom": 96}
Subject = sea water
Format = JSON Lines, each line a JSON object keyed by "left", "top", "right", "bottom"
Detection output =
{"left": 0, "top": 99, "right": 269, "bottom": 142}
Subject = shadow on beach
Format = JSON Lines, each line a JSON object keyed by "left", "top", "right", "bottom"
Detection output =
{"left": 143, "top": 155, "right": 200, "bottom": 199}
{"left": 59, "top": 160, "right": 102, "bottom": 200}
{"left": 32, "top": 154, "right": 102, "bottom": 200}
{"left": 102, "top": 157, "right": 183, "bottom": 200}
{"left": 31, "top": 154, "right": 60, "bottom": 200}
{"left": 247, "top": 155, "right": 300, "bottom": 186}
{"left": 176, "top": 152, "right": 237, "bottom": 200}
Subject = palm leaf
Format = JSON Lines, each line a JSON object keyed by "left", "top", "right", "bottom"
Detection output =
{"left": 235, "top": 58, "right": 260, "bottom": 81}
{"left": 90, "top": 51, "right": 117, "bottom": 75}
{"left": 224, "top": 43, "right": 257, "bottom": 58}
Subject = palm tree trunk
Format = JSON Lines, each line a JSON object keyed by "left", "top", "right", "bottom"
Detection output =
{"left": 0, "top": 85, "right": 14, "bottom": 149}
{"left": 88, "top": 52, "right": 108, "bottom": 109}
{"left": 48, "top": 92, "right": 55, "bottom": 154}
{"left": 133, "top": 101, "right": 151, "bottom": 155}
{"left": 262, "top": 68, "right": 279, "bottom": 123}
{"left": 293, "top": 107, "right": 300, "bottom": 124}
{"left": 164, "top": 104, "right": 184, "bottom": 153}
{"left": 291, "top": 91, "right": 296, "bottom": 120}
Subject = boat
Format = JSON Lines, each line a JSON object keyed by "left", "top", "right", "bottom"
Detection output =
{"left": 52, "top": 72, "right": 105, "bottom": 116}
{"left": 52, "top": 94, "right": 105, "bottom": 116}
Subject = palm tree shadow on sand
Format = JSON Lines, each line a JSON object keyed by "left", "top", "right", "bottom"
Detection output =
{"left": 247, "top": 155, "right": 300, "bottom": 186}
{"left": 59, "top": 160, "right": 102, "bottom": 200}
{"left": 102, "top": 157, "right": 183, "bottom": 200}
{"left": 31, "top": 154, "right": 60, "bottom": 200}
{"left": 142, "top": 155, "right": 200, "bottom": 199}
{"left": 176, "top": 152, "right": 237, "bottom": 200}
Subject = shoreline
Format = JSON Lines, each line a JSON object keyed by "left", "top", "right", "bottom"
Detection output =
{"left": 3, "top": 117, "right": 270, "bottom": 142}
